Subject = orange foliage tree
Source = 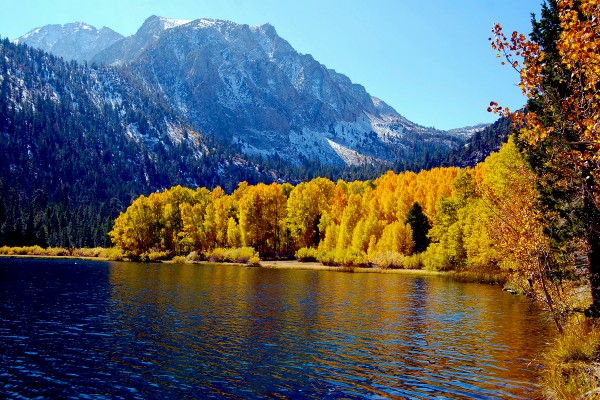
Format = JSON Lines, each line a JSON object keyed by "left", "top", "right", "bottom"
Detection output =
{"left": 490, "top": 0, "right": 600, "bottom": 315}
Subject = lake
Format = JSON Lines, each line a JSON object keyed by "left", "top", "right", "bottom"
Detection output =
{"left": 0, "top": 258, "right": 552, "bottom": 399}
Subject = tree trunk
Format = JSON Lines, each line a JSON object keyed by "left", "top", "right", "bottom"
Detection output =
{"left": 589, "top": 227, "right": 600, "bottom": 315}
{"left": 584, "top": 173, "right": 600, "bottom": 317}
{"left": 538, "top": 251, "right": 564, "bottom": 334}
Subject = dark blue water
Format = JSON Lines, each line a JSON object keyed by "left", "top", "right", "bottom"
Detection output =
{"left": 0, "top": 258, "right": 551, "bottom": 399}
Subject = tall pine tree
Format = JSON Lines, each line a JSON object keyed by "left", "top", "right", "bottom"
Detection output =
{"left": 405, "top": 202, "right": 431, "bottom": 253}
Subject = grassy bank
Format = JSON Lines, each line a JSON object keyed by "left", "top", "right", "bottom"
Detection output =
{"left": 446, "top": 270, "right": 510, "bottom": 286}
{"left": 0, "top": 245, "right": 123, "bottom": 260}
{"left": 542, "top": 319, "right": 600, "bottom": 399}
{"left": 0, "top": 246, "right": 500, "bottom": 281}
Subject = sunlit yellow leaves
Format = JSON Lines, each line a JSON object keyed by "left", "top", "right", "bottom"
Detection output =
{"left": 286, "top": 178, "right": 335, "bottom": 251}
{"left": 479, "top": 138, "right": 547, "bottom": 270}
{"left": 239, "top": 183, "right": 288, "bottom": 256}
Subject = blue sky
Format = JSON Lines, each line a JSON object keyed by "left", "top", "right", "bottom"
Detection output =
{"left": 1, "top": 1, "right": 542, "bottom": 130}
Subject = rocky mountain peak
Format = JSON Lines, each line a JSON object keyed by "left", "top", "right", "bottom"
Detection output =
{"left": 136, "top": 15, "right": 191, "bottom": 39}
{"left": 91, "top": 16, "right": 194, "bottom": 66}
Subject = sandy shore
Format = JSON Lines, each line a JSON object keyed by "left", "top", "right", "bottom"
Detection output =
{"left": 258, "top": 259, "right": 444, "bottom": 275}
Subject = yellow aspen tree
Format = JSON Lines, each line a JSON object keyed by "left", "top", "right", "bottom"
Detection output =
{"left": 329, "top": 181, "right": 349, "bottom": 225}
{"left": 460, "top": 200, "right": 497, "bottom": 269}
{"left": 318, "top": 222, "right": 339, "bottom": 253}
{"left": 374, "top": 171, "right": 401, "bottom": 222}
{"left": 335, "top": 193, "right": 363, "bottom": 253}
{"left": 287, "top": 182, "right": 317, "bottom": 250}
{"left": 238, "top": 184, "right": 264, "bottom": 254}
{"left": 239, "top": 183, "right": 287, "bottom": 256}
{"left": 180, "top": 202, "right": 207, "bottom": 252}
{"left": 110, "top": 194, "right": 161, "bottom": 255}
{"left": 202, "top": 202, "right": 217, "bottom": 250}
{"left": 226, "top": 217, "right": 242, "bottom": 248}
{"left": 376, "top": 221, "right": 414, "bottom": 255}
{"left": 264, "top": 183, "right": 289, "bottom": 255}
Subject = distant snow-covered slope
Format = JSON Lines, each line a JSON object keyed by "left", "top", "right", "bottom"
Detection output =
{"left": 15, "top": 22, "right": 123, "bottom": 62}
{"left": 95, "top": 17, "right": 467, "bottom": 165}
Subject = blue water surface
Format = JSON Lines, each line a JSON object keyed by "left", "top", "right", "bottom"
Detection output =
{"left": 0, "top": 258, "right": 551, "bottom": 399}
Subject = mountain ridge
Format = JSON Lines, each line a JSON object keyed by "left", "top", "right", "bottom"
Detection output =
{"left": 16, "top": 17, "right": 486, "bottom": 166}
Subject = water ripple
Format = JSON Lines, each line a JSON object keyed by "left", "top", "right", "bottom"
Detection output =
{"left": 0, "top": 259, "right": 551, "bottom": 398}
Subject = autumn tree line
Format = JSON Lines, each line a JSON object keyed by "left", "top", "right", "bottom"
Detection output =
{"left": 112, "top": 0, "right": 600, "bottom": 338}
{"left": 112, "top": 137, "right": 561, "bottom": 290}
{"left": 110, "top": 165, "right": 451, "bottom": 263}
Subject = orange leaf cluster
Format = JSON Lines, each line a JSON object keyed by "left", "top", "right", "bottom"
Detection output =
{"left": 490, "top": 0, "right": 600, "bottom": 208}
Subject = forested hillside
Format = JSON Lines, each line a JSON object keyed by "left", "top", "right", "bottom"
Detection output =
{"left": 0, "top": 39, "right": 286, "bottom": 247}
{"left": 437, "top": 117, "right": 512, "bottom": 168}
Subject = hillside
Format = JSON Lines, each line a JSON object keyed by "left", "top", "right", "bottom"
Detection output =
{"left": 0, "top": 39, "right": 282, "bottom": 247}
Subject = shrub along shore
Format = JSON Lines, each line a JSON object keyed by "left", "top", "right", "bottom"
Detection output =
{"left": 0, "top": 245, "right": 507, "bottom": 281}
{"left": 0, "top": 245, "right": 122, "bottom": 260}
{"left": 0, "top": 245, "right": 444, "bottom": 275}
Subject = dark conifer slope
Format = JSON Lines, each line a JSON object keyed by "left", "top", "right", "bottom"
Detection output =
{"left": 434, "top": 117, "right": 512, "bottom": 168}
{"left": 0, "top": 39, "right": 281, "bottom": 247}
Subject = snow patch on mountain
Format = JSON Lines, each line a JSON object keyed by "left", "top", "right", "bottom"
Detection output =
{"left": 191, "top": 19, "right": 226, "bottom": 30}
{"left": 326, "top": 138, "right": 381, "bottom": 166}
{"left": 15, "top": 22, "right": 123, "bottom": 63}
{"left": 158, "top": 17, "right": 191, "bottom": 31}
{"left": 447, "top": 123, "right": 490, "bottom": 137}
{"left": 287, "top": 128, "right": 342, "bottom": 165}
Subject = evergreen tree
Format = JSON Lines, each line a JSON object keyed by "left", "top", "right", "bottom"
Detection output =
{"left": 405, "top": 202, "right": 431, "bottom": 253}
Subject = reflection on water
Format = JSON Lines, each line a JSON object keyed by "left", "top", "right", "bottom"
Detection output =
{"left": 0, "top": 258, "right": 552, "bottom": 398}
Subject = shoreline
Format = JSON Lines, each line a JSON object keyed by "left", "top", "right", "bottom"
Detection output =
{"left": 0, "top": 254, "right": 110, "bottom": 261}
{"left": 0, "top": 253, "right": 444, "bottom": 276}
{"left": 258, "top": 259, "right": 445, "bottom": 275}
{"left": 0, "top": 253, "right": 505, "bottom": 284}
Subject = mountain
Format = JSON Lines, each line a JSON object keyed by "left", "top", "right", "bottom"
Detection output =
{"left": 21, "top": 16, "right": 470, "bottom": 167}
{"left": 92, "top": 16, "right": 191, "bottom": 66}
{"left": 3, "top": 17, "right": 502, "bottom": 247}
{"left": 106, "top": 17, "right": 471, "bottom": 166}
{"left": 15, "top": 22, "right": 123, "bottom": 63}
